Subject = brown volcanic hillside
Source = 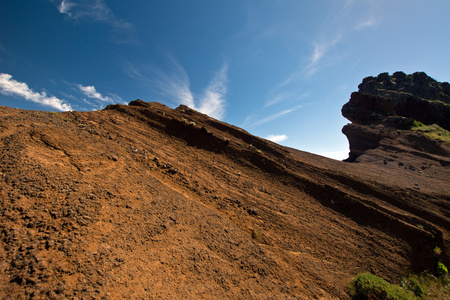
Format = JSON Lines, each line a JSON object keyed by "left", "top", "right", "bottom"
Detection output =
{"left": 0, "top": 97, "right": 449, "bottom": 299}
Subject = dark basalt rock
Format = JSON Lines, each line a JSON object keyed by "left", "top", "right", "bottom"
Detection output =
{"left": 342, "top": 72, "right": 450, "bottom": 162}
{"left": 358, "top": 71, "right": 450, "bottom": 104}
{"left": 342, "top": 72, "right": 450, "bottom": 130}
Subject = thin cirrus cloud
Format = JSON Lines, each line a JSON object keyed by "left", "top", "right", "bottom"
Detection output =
{"left": 304, "top": 33, "right": 343, "bottom": 77}
{"left": 355, "top": 15, "right": 380, "bottom": 30}
{"left": 196, "top": 64, "right": 228, "bottom": 120}
{"left": 0, "top": 73, "right": 72, "bottom": 111}
{"left": 55, "top": 0, "right": 134, "bottom": 43}
{"left": 265, "top": 89, "right": 311, "bottom": 109}
{"left": 58, "top": 0, "right": 75, "bottom": 15}
{"left": 243, "top": 104, "right": 303, "bottom": 129}
{"left": 269, "top": 33, "right": 343, "bottom": 89}
{"left": 148, "top": 58, "right": 196, "bottom": 109}
{"left": 124, "top": 58, "right": 229, "bottom": 120}
{"left": 156, "top": 63, "right": 228, "bottom": 120}
{"left": 271, "top": 2, "right": 378, "bottom": 82}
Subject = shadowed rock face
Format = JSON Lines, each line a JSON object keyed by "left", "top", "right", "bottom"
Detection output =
{"left": 342, "top": 72, "right": 450, "bottom": 162}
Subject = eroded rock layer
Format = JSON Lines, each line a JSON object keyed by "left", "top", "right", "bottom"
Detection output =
{"left": 342, "top": 72, "right": 450, "bottom": 162}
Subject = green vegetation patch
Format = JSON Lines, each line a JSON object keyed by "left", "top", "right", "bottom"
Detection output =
{"left": 438, "top": 262, "right": 448, "bottom": 277}
{"left": 410, "top": 121, "right": 450, "bottom": 143}
{"left": 349, "top": 271, "right": 450, "bottom": 300}
{"left": 401, "top": 272, "right": 449, "bottom": 299}
{"left": 349, "top": 273, "right": 416, "bottom": 300}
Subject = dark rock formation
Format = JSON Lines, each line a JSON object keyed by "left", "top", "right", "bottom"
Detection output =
{"left": 359, "top": 72, "right": 450, "bottom": 105}
{"left": 342, "top": 72, "right": 450, "bottom": 130}
{"left": 342, "top": 72, "right": 450, "bottom": 162}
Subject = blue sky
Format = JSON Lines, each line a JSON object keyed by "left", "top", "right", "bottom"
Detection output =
{"left": 1, "top": 1, "right": 450, "bottom": 160}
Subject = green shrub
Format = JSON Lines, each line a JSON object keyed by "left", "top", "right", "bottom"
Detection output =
{"left": 349, "top": 273, "right": 416, "bottom": 300}
{"left": 437, "top": 262, "right": 448, "bottom": 277}
{"left": 433, "top": 246, "right": 442, "bottom": 256}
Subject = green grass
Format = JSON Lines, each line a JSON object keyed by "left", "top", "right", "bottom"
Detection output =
{"left": 410, "top": 121, "right": 450, "bottom": 143}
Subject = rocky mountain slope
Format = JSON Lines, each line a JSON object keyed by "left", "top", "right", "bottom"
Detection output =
{"left": 0, "top": 74, "right": 449, "bottom": 299}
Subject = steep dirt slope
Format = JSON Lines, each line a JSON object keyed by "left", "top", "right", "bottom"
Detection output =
{"left": 0, "top": 100, "right": 449, "bottom": 299}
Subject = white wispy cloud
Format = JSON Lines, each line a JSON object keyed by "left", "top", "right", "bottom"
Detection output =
{"left": 243, "top": 104, "right": 303, "bottom": 128}
{"left": 58, "top": 0, "right": 75, "bottom": 15}
{"left": 265, "top": 134, "right": 288, "bottom": 143}
{"left": 265, "top": 89, "right": 311, "bottom": 108}
{"left": 0, "top": 73, "right": 72, "bottom": 111}
{"left": 196, "top": 64, "right": 228, "bottom": 120}
{"left": 304, "top": 33, "right": 342, "bottom": 77}
{"left": 122, "top": 59, "right": 144, "bottom": 81}
{"left": 355, "top": 15, "right": 380, "bottom": 30}
{"left": 264, "top": 91, "right": 294, "bottom": 108}
{"left": 150, "top": 58, "right": 195, "bottom": 109}
{"left": 301, "top": 2, "right": 381, "bottom": 78}
{"left": 123, "top": 57, "right": 228, "bottom": 120}
{"left": 76, "top": 83, "right": 125, "bottom": 109}
{"left": 310, "top": 42, "right": 325, "bottom": 66}
{"left": 77, "top": 84, "right": 109, "bottom": 101}
{"left": 55, "top": 0, "right": 134, "bottom": 43}
{"left": 267, "top": 34, "right": 343, "bottom": 86}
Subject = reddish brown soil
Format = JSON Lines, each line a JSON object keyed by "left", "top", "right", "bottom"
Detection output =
{"left": 0, "top": 101, "right": 449, "bottom": 299}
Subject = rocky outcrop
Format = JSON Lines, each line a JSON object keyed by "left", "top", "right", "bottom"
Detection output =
{"left": 359, "top": 72, "right": 450, "bottom": 105}
{"left": 343, "top": 72, "right": 450, "bottom": 129}
{"left": 342, "top": 72, "right": 450, "bottom": 162}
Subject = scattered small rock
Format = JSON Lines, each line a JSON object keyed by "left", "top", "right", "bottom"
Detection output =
{"left": 247, "top": 208, "right": 258, "bottom": 216}
{"left": 201, "top": 126, "right": 212, "bottom": 135}
{"left": 167, "top": 167, "right": 178, "bottom": 174}
{"left": 109, "top": 154, "right": 119, "bottom": 161}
